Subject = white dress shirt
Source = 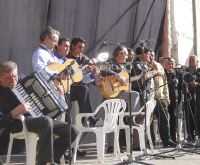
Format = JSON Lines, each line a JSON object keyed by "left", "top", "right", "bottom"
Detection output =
{"left": 32, "top": 44, "right": 60, "bottom": 72}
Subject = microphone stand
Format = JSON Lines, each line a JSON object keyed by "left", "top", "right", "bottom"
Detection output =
{"left": 45, "top": 61, "right": 75, "bottom": 164}
{"left": 117, "top": 62, "right": 175, "bottom": 165}
{"left": 117, "top": 63, "right": 153, "bottom": 165}
{"left": 57, "top": 66, "right": 73, "bottom": 165}
{"left": 134, "top": 72, "right": 175, "bottom": 161}
{"left": 154, "top": 81, "right": 200, "bottom": 156}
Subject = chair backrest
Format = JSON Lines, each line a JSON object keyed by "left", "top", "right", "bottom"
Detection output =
{"left": 94, "top": 99, "right": 126, "bottom": 132}
{"left": 119, "top": 98, "right": 156, "bottom": 128}
{"left": 119, "top": 91, "right": 141, "bottom": 112}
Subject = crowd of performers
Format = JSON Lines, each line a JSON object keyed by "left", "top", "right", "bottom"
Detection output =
{"left": 1, "top": 26, "right": 200, "bottom": 164}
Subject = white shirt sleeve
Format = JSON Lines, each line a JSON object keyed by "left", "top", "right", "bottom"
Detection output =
{"left": 32, "top": 48, "right": 54, "bottom": 72}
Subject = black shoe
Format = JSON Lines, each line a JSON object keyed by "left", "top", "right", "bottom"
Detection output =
{"left": 163, "top": 140, "right": 176, "bottom": 147}
{"left": 81, "top": 117, "right": 97, "bottom": 127}
{"left": 77, "top": 149, "right": 86, "bottom": 157}
{"left": 64, "top": 153, "right": 72, "bottom": 161}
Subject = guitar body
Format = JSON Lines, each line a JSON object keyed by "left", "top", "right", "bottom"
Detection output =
{"left": 47, "top": 59, "right": 83, "bottom": 92}
{"left": 98, "top": 71, "right": 129, "bottom": 98}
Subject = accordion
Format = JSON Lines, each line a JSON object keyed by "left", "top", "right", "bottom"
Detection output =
{"left": 13, "top": 70, "right": 68, "bottom": 119}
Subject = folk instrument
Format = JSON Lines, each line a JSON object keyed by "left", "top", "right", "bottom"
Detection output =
{"left": 97, "top": 70, "right": 129, "bottom": 98}
{"left": 46, "top": 59, "right": 83, "bottom": 92}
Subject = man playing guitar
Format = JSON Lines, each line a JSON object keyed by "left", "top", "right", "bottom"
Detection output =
{"left": 67, "top": 37, "right": 103, "bottom": 114}
{"left": 96, "top": 45, "right": 129, "bottom": 99}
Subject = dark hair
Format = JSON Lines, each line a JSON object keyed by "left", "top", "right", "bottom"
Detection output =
{"left": 0, "top": 61, "right": 17, "bottom": 76}
{"left": 58, "top": 37, "right": 70, "bottom": 46}
{"left": 112, "top": 45, "right": 127, "bottom": 58}
{"left": 40, "top": 26, "right": 60, "bottom": 42}
{"left": 135, "top": 46, "right": 149, "bottom": 55}
{"left": 70, "top": 37, "right": 86, "bottom": 49}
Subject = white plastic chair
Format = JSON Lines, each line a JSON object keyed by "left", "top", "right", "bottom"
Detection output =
{"left": 6, "top": 116, "right": 38, "bottom": 165}
{"left": 119, "top": 98, "right": 156, "bottom": 153}
{"left": 73, "top": 99, "right": 126, "bottom": 163}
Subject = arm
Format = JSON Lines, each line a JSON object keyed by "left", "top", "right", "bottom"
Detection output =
{"left": 32, "top": 48, "right": 53, "bottom": 72}
{"left": 0, "top": 87, "right": 30, "bottom": 120}
{"left": 10, "top": 103, "right": 30, "bottom": 119}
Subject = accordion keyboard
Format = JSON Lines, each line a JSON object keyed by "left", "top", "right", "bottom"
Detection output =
{"left": 13, "top": 83, "right": 44, "bottom": 118}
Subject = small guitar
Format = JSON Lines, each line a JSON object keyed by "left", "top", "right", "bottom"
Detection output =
{"left": 97, "top": 70, "right": 129, "bottom": 98}
{"left": 47, "top": 59, "right": 83, "bottom": 92}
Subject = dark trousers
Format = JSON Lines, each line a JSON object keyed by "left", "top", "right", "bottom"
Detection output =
{"left": 70, "top": 83, "right": 103, "bottom": 113}
{"left": 168, "top": 103, "right": 177, "bottom": 142}
{"left": 153, "top": 99, "right": 171, "bottom": 145}
{"left": 10, "top": 116, "right": 76, "bottom": 165}
{"left": 70, "top": 83, "right": 93, "bottom": 113}
{"left": 184, "top": 97, "right": 196, "bottom": 141}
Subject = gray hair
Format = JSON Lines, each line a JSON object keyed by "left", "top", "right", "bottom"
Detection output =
{"left": 40, "top": 26, "right": 60, "bottom": 42}
{"left": 0, "top": 61, "right": 18, "bottom": 76}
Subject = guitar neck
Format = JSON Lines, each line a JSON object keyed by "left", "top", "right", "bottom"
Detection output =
{"left": 130, "top": 70, "right": 158, "bottom": 82}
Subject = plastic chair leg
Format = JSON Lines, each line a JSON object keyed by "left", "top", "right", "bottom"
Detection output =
{"left": 114, "top": 130, "right": 120, "bottom": 158}
{"left": 6, "top": 135, "right": 14, "bottom": 164}
{"left": 147, "top": 124, "right": 154, "bottom": 151}
{"left": 137, "top": 128, "right": 146, "bottom": 151}
{"left": 96, "top": 130, "right": 105, "bottom": 163}
{"left": 26, "top": 134, "right": 38, "bottom": 165}
{"left": 125, "top": 128, "right": 130, "bottom": 153}
{"left": 72, "top": 133, "right": 82, "bottom": 163}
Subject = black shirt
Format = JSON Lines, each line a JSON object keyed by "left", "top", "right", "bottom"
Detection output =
{"left": 0, "top": 86, "right": 21, "bottom": 128}
{"left": 67, "top": 54, "right": 90, "bottom": 67}
{"left": 165, "top": 70, "right": 179, "bottom": 105}
{"left": 131, "top": 59, "right": 151, "bottom": 101}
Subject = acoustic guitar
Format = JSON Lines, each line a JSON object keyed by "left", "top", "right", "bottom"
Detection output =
{"left": 97, "top": 68, "right": 160, "bottom": 98}
{"left": 47, "top": 59, "right": 83, "bottom": 93}
{"left": 97, "top": 70, "right": 129, "bottom": 98}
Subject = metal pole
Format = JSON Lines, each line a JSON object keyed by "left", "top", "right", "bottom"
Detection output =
{"left": 192, "top": 0, "right": 197, "bottom": 55}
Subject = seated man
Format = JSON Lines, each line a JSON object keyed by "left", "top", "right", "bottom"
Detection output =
{"left": 0, "top": 61, "right": 76, "bottom": 165}
{"left": 67, "top": 37, "right": 103, "bottom": 113}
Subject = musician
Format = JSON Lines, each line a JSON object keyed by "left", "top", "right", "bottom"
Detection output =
{"left": 67, "top": 37, "right": 90, "bottom": 66}
{"left": 184, "top": 55, "right": 200, "bottom": 142}
{"left": 96, "top": 45, "right": 131, "bottom": 102}
{"left": 149, "top": 52, "right": 176, "bottom": 147}
{"left": 127, "top": 48, "right": 135, "bottom": 63}
{"left": 97, "top": 45, "right": 129, "bottom": 153}
{"left": 32, "top": 26, "right": 61, "bottom": 72}
{"left": 32, "top": 30, "right": 88, "bottom": 156}
{"left": 67, "top": 37, "right": 103, "bottom": 113}
{"left": 54, "top": 37, "right": 70, "bottom": 63}
{"left": 0, "top": 61, "right": 76, "bottom": 165}
{"left": 131, "top": 45, "right": 154, "bottom": 102}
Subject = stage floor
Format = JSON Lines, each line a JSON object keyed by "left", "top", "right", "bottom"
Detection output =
{"left": 1, "top": 144, "right": 200, "bottom": 165}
